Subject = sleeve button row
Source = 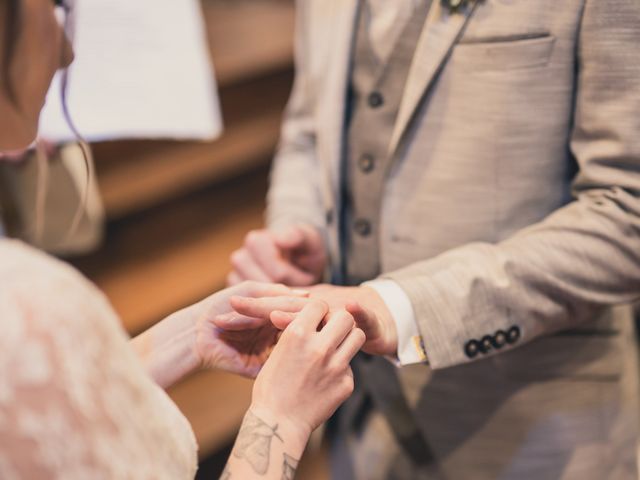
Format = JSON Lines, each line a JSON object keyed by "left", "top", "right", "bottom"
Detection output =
{"left": 464, "top": 326, "right": 521, "bottom": 359}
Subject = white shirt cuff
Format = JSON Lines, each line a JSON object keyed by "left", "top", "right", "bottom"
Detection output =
{"left": 363, "top": 279, "right": 428, "bottom": 365}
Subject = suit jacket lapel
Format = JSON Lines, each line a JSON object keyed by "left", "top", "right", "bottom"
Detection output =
{"left": 388, "top": 2, "right": 478, "bottom": 158}
{"left": 317, "top": 0, "right": 358, "bottom": 202}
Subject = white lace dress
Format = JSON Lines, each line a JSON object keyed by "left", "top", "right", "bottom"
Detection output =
{"left": 0, "top": 240, "right": 198, "bottom": 479}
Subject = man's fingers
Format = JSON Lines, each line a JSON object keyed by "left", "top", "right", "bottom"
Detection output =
{"left": 319, "top": 310, "right": 355, "bottom": 349}
{"left": 245, "top": 231, "right": 297, "bottom": 281}
{"left": 230, "top": 296, "right": 309, "bottom": 319}
{"left": 279, "top": 264, "right": 317, "bottom": 286}
{"left": 230, "top": 249, "right": 272, "bottom": 283}
{"left": 227, "top": 271, "right": 243, "bottom": 286}
{"left": 273, "top": 226, "right": 306, "bottom": 251}
{"left": 244, "top": 229, "right": 316, "bottom": 285}
{"left": 346, "top": 301, "right": 381, "bottom": 340}
{"left": 334, "top": 328, "right": 367, "bottom": 365}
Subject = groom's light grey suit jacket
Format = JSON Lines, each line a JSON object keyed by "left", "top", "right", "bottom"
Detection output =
{"left": 267, "top": 0, "right": 640, "bottom": 477}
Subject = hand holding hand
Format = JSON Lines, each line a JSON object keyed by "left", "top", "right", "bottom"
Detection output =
{"left": 228, "top": 285, "right": 399, "bottom": 357}
{"left": 228, "top": 224, "right": 327, "bottom": 287}
{"left": 193, "top": 281, "right": 310, "bottom": 377}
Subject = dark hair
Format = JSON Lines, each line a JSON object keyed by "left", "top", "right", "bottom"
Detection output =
{"left": 1, "top": 1, "right": 91, "bottom": 245}
{"left": 3, "top": 0, "right": 21, "bottom": 104}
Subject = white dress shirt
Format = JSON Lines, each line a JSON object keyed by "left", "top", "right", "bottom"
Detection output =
{"left": 365, "top": 0, "right": 422, "bottom": 62}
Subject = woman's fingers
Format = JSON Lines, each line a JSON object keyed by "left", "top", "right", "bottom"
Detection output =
{"left": 334, "top": 328, "right": 366, "bottom": 365}
{"left": 290, "top": 300, "right": 329, "bottom": 332}
{"left": 270, "top": 311, "right": 296, "bottom": 330}
{"left": 213, "top": 311, "right": 271, "bottom": 331}
{"left": 230, "top": 295, "right": 309, "bottom": 319}
{"left": 319, "top": 310, "right": 355, "bottom": 349}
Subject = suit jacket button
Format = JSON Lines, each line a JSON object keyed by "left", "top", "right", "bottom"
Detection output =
{"left": 464, "top": 339, "right": 480, "bottom": 359}
{"left": 358, "top": 154, "right": 376, "bottom": 173}
{"left": 326, "top": 209, "right": 334, "bottom": 225}
{"left": 354, "top": 218, "right": 372, "bottom": 237}
{"left": 368, "top": 91, "right": 384, "bottom": 109}
{"left": 506, "top": 326, "right": 521, "bottom": 345}
{"left": 492, "top": 330, "right": 508, "bottom": 349}
{"left": 479, "top": 336, "right": 493, "bottom": 354}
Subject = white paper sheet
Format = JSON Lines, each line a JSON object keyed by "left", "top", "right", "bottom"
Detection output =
{"left": 39, "top": 0, "right": 223, "bottom": 142}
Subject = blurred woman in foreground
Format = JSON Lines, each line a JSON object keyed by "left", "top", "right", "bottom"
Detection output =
{"left": 0, "top": 0, "right": 365, "bottom": 478}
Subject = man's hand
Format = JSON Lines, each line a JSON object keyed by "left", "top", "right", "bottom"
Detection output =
{"left": 228, "top": 224, "right": 327, "bottom": 287}
{"left": 228, "top": 285, "right": 399, "bottom": 357}
{"left": 310, "top": 285, "right": 398, "bottom": 357}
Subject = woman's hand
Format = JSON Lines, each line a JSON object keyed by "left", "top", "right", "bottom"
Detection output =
{"left": 222, "top": 301, "right": 366, "bottom": 479}
{"left": 253, "top": 301, "right": 365, "bottom": 436}
{"left": 131, "top": 281, "right": 307, "bottom": 388}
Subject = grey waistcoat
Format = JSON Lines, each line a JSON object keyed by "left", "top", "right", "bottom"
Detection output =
{"left": 342, "top": 0, "right": 431, "bottom": 285}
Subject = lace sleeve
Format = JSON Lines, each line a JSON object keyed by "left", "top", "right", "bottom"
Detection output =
{"left": 0, "top": 242, "right": 197, "bottom": 479}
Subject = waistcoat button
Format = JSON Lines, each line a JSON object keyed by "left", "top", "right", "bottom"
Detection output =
{"left": 368, "top": 91, "right": 384, "bottom": 108}
{"left": 354, "top": 218, "right": 372, "bottom": 237}
{"left": 358, "top": 154, "right": 375, "bottom": 173}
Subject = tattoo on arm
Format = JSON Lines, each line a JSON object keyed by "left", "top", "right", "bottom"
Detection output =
{"left": 233, "top": 410, "right": 283, "bottom": 475}
{"left": 281, "top": 453, "right": 299, "bottom": 480}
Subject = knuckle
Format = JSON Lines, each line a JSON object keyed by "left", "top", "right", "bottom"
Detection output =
{"left": 342, "top": 374, "right": 355, "bottom": 395}
{"left": 337, "top": 311, "right": 355, "bottom": 327}
{"left": 245, "top": 230, "right": 260, "bottom": 244}
{"left": 246, "top": 229, "right": 267, "bottom": 249}
{"left": 287, "top": 325, "right": 306, "bottom": 340}
{"left": 241, "top": 280, "right": 261, "bottom": 295}
{"left": 230, "top": 249, "right": 245, "bottom": 266}
{"left": 354, "top": 328, "right": 366, "bottom": 344}
{"left": 271, "top": 267, "right": 288, "bottom": 283}
{"left": 309, "top": 343, "right": 326, "bottom": 361}
{"left": 325, "top": 361, "right": 340, "bottom": 376}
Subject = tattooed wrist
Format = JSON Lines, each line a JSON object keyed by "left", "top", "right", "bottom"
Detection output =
{"left": 227, "top": 406, "right": 308, "bottom": 478}
{"left": 281, "top": 453, "right": 299, "bottom": 480}
{"left": 233, "top": 410, "right": 283, "bottom": 474}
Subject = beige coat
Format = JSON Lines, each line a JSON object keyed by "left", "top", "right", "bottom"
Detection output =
{"left": 267, "top": 0, "right": 640, "bottom": 477}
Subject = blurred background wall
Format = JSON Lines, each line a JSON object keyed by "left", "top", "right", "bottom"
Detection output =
{"left": 64, "top": 0, "right": 327, "bottom": 477}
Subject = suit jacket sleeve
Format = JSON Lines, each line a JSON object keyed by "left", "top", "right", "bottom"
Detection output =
{"left": 384, "top": 0, "right": 640, "bottom": 369}
{"left": 266, "top": 1, "right": 326, "bottom": 232}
